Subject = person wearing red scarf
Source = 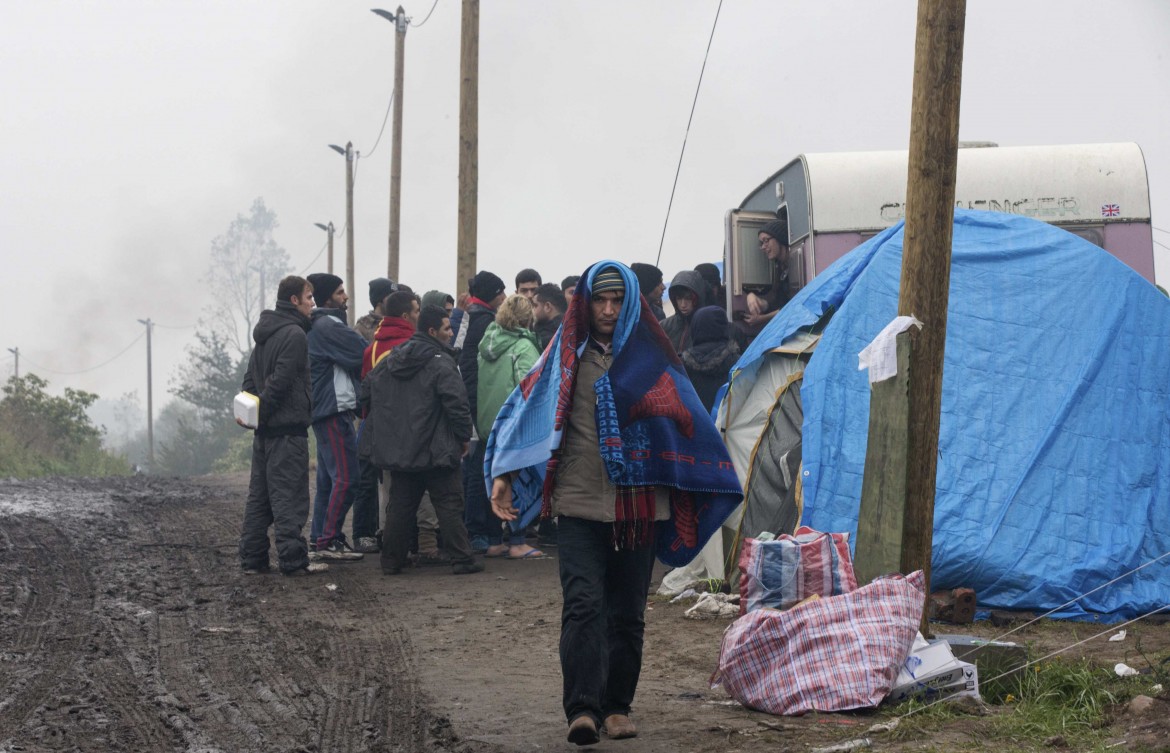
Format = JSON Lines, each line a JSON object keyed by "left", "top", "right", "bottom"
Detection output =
{"left": 362, "top": 291, "right": 420, "bottom": 379}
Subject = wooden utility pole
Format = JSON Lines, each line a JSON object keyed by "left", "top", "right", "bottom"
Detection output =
{"left": 137, "top": 318, "right": 154, "bottom": 470}
{"left": 388, "top": 6, "right": 407, "bottom": 280}
{"left": 853, "top": 0, "right": 966, "bottom": 631}
{"left": 456, "top": 0, "right": 479, "bottom": 295}
{"left": 345, "top": 141, "right": 356, "bottom": 326}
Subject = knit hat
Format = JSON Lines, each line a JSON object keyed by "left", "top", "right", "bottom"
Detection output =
{"left": 306, "top": 273, "right": 344, "bottom": 306}
{"left": 759, "top": 219, "right": 788, "bottom": 244}
{"left": 470, "top": 271, "right": 506, "bottom": 302}
{"left": 630, "top": 263, "right": 664, "bottom": 296}
{"left": 369, "top": 277, "right": 397, "bottom": 308}
{"left": 591, "top": 267, "right": 625, "bottom": 296}
{"left": 422, "top": 290, "right": 452, "bottom": 310}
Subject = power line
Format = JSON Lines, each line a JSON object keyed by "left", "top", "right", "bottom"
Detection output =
{"left": 1154, "top": 238, "right": 1170, "bottom": 252}
{"left": 1152, "top": 226, "right": 1170, "bottom": 235}
{"left": 299, "top": 236, "right": 332, "bottom": 275}
{"left": 655, "top": 0, "right": 723, "bottom": 267}
{"left": 410, "top": 0, "right": 440, "bottom": 27}
{"left": 361, "top": 87, "right": 396, "bottom": 159}
{"left": 152, "top": 322, "right": 195, "bottom": 330}
{"left": 22, "top": 332, "right": 145, "bottom": 376}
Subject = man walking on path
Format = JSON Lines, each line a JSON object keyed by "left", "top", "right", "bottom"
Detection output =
{"left": 360, "top": 304, "right": 484, "bottom": 576}
{"left": 306, "top": 272, "right": 367, "bottom": 562}
{"left": 238, "top": 276, "right": 328, "bottom": 576}
{"left": 486, "top": 262, "right": 741, "bottom": 745}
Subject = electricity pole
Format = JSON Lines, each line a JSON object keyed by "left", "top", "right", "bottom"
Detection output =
{"left": 898, "top": 0, "right": 966, "bottom": 601}
{"left": 373, "top": 7, "right": 408, "bottom": 280}
{"left": 314, "top": 222, "right": 335, "bottom": 275}
{"left": 456, "top": 0, "right": 479, "bottom": 294}
{"left": 329, "top": 142, "right": 357, "bottom": 324}
{"left": 137, "top": 318, "right": 154, "bottom": 470}
{"left": 6, "top": 347, "right": 17, "bottom": 378}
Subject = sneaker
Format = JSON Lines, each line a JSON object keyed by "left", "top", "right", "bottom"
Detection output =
{"left": 602, "top": 714, "right": 637, "bottom": 739}
{"left": 241, "top": 565, "right": 270, "bottom": 575}
{"left": 308, "top": 550, "right": 323, "bottom": 562}
{"left": 284, "top": 562, "right": 330, "bottom": 576}
{"left": 315, "top": 540, "right": 364, "bottom": 562}
{"left": 353, "top": 536, "right": 380, "bottom": 553}
{"left": 452, "top": 561, "right": 484, "bottom": 575}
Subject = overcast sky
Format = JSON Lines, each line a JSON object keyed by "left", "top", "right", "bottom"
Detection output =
{"left": 2, "top": 0, "right": 1168, "bottom": 415}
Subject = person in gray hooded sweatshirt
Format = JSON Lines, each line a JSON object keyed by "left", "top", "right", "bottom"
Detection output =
{"left": 238, "top": 275, "right": 326, "bottom": 576}
{"left": 661, "top": 269, "right": 706, "bottom": 354}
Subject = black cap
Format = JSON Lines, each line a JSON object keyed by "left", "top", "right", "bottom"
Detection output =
{"left": 470, "top": 271, "right": 506, "bottom": 302}
{"left": 306, "top": 273, "right": 344, "bottom": 306}
{"left": 369, "top": 277, "right": 398, "bottom": 308}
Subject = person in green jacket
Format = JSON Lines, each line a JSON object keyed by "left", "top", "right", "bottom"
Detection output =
{"left": 476, "top": 294, "right": 546, "bottom": 559}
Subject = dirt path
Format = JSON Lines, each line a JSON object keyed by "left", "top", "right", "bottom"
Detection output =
{"left": 1, "top": 474, "right": 1168, "bottom": 752}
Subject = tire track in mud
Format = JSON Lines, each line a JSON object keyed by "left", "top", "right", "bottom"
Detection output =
{"left": 0, "top": 517, "right": 93, "bottom": 745}
{"left": 170, "top": 481, "right": 446, "bottom": 752}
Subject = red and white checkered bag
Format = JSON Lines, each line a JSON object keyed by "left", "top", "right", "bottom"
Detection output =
{"left": 712, "top": 571, "right": 925, "bottom": 715}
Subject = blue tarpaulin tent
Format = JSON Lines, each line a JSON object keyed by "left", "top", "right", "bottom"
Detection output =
{"left": 728, "top": 210, "right": 1170, "bottom": 620}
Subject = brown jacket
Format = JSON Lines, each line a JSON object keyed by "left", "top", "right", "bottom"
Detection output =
{"left": 550, "top": 342, "right": 669, "bottom": 522}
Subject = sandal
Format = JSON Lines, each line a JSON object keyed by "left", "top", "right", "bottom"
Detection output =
{"left": 508, "top": 548, "right": 550, "bottom": 560}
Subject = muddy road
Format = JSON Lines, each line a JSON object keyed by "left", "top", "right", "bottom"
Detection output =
{"left": 2, "top": 474, "right": 1168, "bottom": 752}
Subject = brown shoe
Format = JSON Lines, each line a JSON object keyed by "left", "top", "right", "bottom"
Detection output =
{"left": 567, "top": 715, "right": 600, "bottom": 746}
{"left": 603, "top": 714, "right": 637, "bottom": 739}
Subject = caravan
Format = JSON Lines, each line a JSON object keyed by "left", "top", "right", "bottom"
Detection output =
{"left": 724, "top": 143, "right": 1156, "bottom": 322}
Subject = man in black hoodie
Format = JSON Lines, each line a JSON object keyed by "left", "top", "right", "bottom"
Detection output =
{"left": 361, "top": 305, "right": 483, "bottom": 576}
{"left": 456, "top": 270, "right": 507, "bottom": 551}
{"left": 238, "top": 276, "right": 327, "bottom": 576}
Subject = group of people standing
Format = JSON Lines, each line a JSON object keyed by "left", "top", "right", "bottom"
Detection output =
{"left": 236, "top": 241, "right": 790, "bottom": 743}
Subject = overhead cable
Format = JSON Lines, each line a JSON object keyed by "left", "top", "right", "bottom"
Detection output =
{"left": 410, "top": 0, "right": 440, "bottom": 27}
{"left": 655, "top": 0, "right": 723, "bottom": 268}
{"left": 22, "top": 332, "right": 146, "bottom": 376}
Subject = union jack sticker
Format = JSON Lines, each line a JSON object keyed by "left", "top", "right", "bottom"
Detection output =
{"left": 1102, "top": 203, "right": 1120, "bottom": 217}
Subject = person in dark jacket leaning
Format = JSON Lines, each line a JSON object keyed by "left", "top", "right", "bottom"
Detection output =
{"left": 680, "top": 306, "right": 740, "bottom": 413}
{"left": 238, "top": 276, "right": 327, "bottom": 576}
{"left": 360, "top": 305, "right": 484, "bottom": 576}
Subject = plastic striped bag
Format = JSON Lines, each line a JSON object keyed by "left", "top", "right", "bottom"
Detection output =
{"left": 738, "top": 526, "right": 858, "bottom": 615}
{"left": 713, "top": 571, "right": 925, "bottom": 715}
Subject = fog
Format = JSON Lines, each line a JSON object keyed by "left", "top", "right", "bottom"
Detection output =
{"left": 2, "top": 1, "right": 1167, "bottom": 416}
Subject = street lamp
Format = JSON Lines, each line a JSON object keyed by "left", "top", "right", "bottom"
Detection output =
{"left": 372, "top": 7, "right": 408, "bottom": 281}
{"left": 328, "top": 142, "right": 356, "bottom": 325}
{"left": 314, "top": 222, "right": 336, "bottom": 275}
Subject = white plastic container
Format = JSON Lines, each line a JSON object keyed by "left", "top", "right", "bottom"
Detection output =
{"left": 234, "top": 391, "right": 259, "bottom": 429}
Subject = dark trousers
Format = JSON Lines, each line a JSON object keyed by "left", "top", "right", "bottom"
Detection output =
{"left": 239, "top": 434, "right": 310, "bottom": 573}
{"left": 462, "top": 439, "right": 498, "bottom": 542}
{"left": 382, "top": 466, "right": 475, "bottom": 571}
{"left": 311, "top": 414, "right": 359, "bottom": 548}
{"left": 352, "top": 450, "right": 381, "bottom": 540}
{"left": 557, "top": 516, "right": 656, "bottom": 725}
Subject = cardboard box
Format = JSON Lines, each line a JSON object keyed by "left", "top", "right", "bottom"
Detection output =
{"left": 886, "top": 637, "right": 981, "bottom": 704}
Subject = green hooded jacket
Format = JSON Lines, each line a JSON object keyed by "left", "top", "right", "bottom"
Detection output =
{"left": 476, "top": 322, "right": 541, "bottom": 436}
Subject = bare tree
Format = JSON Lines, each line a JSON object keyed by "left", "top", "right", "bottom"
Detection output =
{"left": 203, "top": 198, "right": 293, "bottom": 354}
